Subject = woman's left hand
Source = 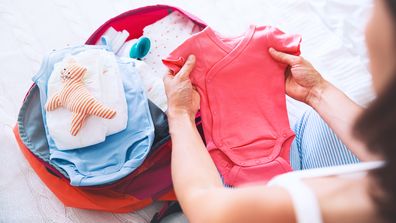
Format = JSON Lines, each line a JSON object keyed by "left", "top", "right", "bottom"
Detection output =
{"left": 163, "top": 55, "right": 200, "bottom": 120}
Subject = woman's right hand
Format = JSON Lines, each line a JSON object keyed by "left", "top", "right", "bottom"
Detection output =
{"left": 269, "top": 47, "right": 327, "bottom": 106}
{"left": 163, "top": 55, "right": 200, "bottom": 121}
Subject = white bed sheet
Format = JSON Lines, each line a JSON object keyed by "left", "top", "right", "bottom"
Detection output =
{"left": 0, "top": 0, "right": 373, "bottom": 222}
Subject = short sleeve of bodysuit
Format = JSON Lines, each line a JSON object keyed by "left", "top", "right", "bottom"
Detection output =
{"left": 266, "top": 26, "right": 301, "bottom": 56}
{"left": 162, "top": 37, "right": 198, "bottom": 75}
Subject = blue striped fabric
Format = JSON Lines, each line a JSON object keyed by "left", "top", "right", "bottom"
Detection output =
{"left": 290, "top": 109, "right": 360, "bottom": 170}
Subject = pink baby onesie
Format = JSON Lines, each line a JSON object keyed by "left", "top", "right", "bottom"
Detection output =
{"left": 163, "top": 25, "right": 302, "bottom": 186}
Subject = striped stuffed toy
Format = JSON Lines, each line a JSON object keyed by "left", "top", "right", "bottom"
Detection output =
{"left": 46, "top": 60, "right": 116, "bottom": 136}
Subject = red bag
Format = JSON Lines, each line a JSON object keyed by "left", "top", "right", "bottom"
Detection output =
{"left": 13, "top": 5, "right": 206, "bottom": 213}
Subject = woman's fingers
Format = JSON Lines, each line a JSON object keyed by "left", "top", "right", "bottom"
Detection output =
{"left": 269, "top": 48, "right": 301, "bottom": 66}
{"left": 163, "top": 55, "right": 196, "bottom": 89}
{"left": 175, "top": 55, "right": 196, "bottom": 80}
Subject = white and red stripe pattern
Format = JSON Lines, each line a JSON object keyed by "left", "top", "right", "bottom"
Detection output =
{"left": 46, "top": 61, "right": 116, "bottom": 136}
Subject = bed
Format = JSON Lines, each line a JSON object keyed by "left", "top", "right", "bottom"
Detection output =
{"left": 0, "top": 0, "right": 373, "bottom": 222}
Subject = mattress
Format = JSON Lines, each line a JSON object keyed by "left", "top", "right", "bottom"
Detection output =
{"left": 0, "top": 0, "right": 373, "bottom": 222}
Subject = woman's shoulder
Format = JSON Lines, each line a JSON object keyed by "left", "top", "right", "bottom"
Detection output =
{"left": 307, "top": 174, "right": 380, "bottom": 223}
{"left": 267, "top": 161, "right": 385, "bottom": 223}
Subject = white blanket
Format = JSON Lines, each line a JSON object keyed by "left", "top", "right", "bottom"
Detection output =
{"left": 0, "top": 0, "right": 374, "bottom": 222}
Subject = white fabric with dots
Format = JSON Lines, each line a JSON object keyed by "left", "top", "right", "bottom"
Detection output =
{"left": 142, "top": 11, "right": 201, "bottom": 78}
{"left": 118, "top": 11, "right": 201, "bottom": 112}
{"left": 133, "top": 59, "right": 168, "bottom": 112}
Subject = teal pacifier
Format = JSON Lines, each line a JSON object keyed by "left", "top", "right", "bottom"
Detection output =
{"left": 130, "top": 37, "right": 151, "bottom": 59}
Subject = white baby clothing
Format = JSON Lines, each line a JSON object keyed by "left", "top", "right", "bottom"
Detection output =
{"left": 142, "top": 11, "right": 201, "bottom": 78}
{"left": 100, "top": 27, "right": 130, "bottom": 54}
{"left": 115, "top": 11, "right": 201, "bottom": 112}
{"left": 133, "top": 59, "right": 168, "bottom": 112}
{"left": 118, "top": 11, "right": 201, "bottom": 78}
{"left": 118, "top": 38, "right": 139, "bottom": 58}
{"left": 46, "top": 49, "right": 128, "bottom": 150}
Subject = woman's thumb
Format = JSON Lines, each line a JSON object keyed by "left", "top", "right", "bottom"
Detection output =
{"left": 175, "top": 55, "right": 196, "bottom": 80}
{"left": 269, "top": 48, "right": 300, "bottom": 66}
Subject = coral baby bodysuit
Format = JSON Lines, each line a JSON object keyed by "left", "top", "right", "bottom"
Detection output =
{"left": 163, "top": 25, "right": 302, "bottom": 186}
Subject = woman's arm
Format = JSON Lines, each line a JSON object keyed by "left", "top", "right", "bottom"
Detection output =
{"left": 164, "top": 55, "right": 295, "bottom": 223}
{"left": 163, "top": 55, "right": 223, "bottom": 205}
{"left": 168, "top": 113, "right": 295, "bottom": 223}
{"left": 269, "top": 48, "right": 376, "bottom": 161}
{"left": 307, "top": 80, "right": 371, "bottom": 160}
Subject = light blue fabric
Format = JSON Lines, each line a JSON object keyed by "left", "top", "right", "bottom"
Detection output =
{"left": 33, "top": 45, "right": 155, "bottom": 186}
{"left": 290, "top": 109, "right": 360, "bottom": 170}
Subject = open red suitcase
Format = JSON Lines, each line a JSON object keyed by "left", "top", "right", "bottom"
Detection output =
{"left": 13, "top": 5, "right": 206, "bottom": 213}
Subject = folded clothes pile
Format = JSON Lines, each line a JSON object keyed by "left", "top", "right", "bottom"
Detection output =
{"left": 31, "top": 11, "right": 200, "bottom": 187}
{"left": 34, "top": 46, "right": 154, "bottom": 186}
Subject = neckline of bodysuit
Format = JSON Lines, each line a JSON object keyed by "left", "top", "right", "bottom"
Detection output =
{"left": 204, "top": 25, "right": 256, "bottom": 54}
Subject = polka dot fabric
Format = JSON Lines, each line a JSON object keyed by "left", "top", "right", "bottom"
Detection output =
{"left": 142, "top": 11, "right": 201, "bottom": 78}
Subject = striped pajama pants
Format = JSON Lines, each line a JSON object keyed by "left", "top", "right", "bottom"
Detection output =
{"left": 290, "top": 109, "right": 360, "bottom": 170}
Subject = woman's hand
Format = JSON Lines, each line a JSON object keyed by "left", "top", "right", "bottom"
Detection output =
{"left": 163, "top": 55, "right": 200, "bottom": 120}
{"left": 269, "top": 48, "right": 376, "bottom": 160}
{"left": 269, "top": 48, "right": 327, "bottom": 106}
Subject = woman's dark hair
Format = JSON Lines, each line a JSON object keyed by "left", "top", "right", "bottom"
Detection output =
{"left": 353, "top": 1, "right": 396, "bottom": 221}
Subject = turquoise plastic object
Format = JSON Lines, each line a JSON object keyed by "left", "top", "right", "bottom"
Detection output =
{"left": 130, "top": 37, "right": 151, "bottom": 59}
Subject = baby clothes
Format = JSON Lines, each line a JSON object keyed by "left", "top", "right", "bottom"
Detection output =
{"left": 141, "top": 11, "right": 201, "bottom": 78}
{"left": 100, "top": 27, "right": 130, "bottom": 54}
{"left": 119, "top": 41, "right": 168, "bottom": 111}
{"left": 46, "top": 49, "right": 127, "bottom": 150}
{"left": 34, "top": 45, "right": 155, "bottom": 186}
{"left": 115, "top": 11, "right": 202, "bottom": 112}
{"left": 118, "top": 47, "right": 169, "bottom": 112}
{"left": 118, "top": 38, "right": 138, "bottom": 58}
{"left": 163, "top": 25, "right": 302, "bottom": 186}
{"left": 133, "top": 59, "right": 168, "bottom": 112}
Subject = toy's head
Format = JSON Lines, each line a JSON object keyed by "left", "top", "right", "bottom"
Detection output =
{"left": 60, "top": 58, "right": 87, "bottom": 83}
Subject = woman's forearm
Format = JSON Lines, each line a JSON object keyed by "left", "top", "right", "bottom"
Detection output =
{"left": 168, "top": 112, "right": 224, "bottom": 211}
{"left": 307, "top": 80, "right": 375, "bottom": 161}
{"left": 168, "top": 114, "right": 295, "bottom": 223}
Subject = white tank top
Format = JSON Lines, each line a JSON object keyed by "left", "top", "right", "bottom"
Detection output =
{"left": 267, "top": 161, "right": 385, "bottom": 223}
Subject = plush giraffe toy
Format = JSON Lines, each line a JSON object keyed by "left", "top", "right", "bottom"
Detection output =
{"left": 46, "top": 59, "right": 116, "bottom": 136}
